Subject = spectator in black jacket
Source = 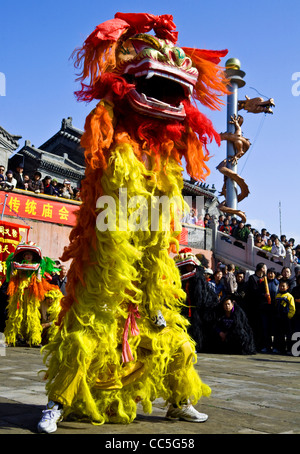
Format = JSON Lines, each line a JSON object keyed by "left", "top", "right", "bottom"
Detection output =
{"left": 14, "top": 163, "right": 25, "bottom": 189}
{"left": 233, "top": 270, "right": 248, "bottom": 311}
{"left": 43, "top": 176, "right": 55, "bottom": 195}
{"left": 245, "top": 263, "right": 268, "bottom": 351}
{"left": 0, "top": 165, "right": 5, "bottom": 182}
{"left": 52, "top": 265, "right": 67, "bottom": 296}
{"left": 260, "top": 268, "right": 279, "bottom": 353}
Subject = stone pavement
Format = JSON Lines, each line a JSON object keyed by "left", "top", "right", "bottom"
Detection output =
{"left": 0, "top": 345, "right": 299, "bottom": 435}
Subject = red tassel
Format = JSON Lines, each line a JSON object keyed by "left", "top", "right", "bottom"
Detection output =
{"left": 122, "top": 303, "right": 140, "bottom": 363}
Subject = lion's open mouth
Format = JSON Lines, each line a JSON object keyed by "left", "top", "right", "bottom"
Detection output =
{"left": 123, "top": 63, "right": 196, "bottom": 120}
{"left": 125, "top": 71, "right": 191, "bottom": 107}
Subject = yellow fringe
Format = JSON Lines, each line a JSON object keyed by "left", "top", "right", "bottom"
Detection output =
{"left": 42, "top": 144, "right": 211, "bottom": 424}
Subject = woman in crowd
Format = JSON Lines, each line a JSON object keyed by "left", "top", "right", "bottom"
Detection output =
{"left": 208, "top": 270, "right": 227, "bottom": 302}
{"left": 271, "top": 237, "right": 286, "bottom": 264}
{"left": 279, "top": 267, "right": 296, "bottom": 291}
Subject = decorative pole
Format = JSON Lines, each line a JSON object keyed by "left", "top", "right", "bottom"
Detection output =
{"left": 224, "top": 58, "right": 246, "bottom": 211}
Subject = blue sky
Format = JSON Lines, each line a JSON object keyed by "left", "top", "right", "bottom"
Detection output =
{"left": 1, "top": 0, "right": 299, "bottom": 244}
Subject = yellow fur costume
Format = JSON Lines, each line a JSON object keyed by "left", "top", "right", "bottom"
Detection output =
{"left": 41, "top": 12, "right": 228, "bottom": 424}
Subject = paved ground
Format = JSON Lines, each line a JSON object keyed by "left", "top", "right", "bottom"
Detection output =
{"left": 0, "top": 345, "right": 299, "bottom": 435}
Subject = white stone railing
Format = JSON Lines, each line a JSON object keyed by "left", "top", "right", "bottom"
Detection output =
{"left": 181, "top": 219, "right": 296, "bottom": 273}
{"left": 211, "top": 221, "right": 295, "bottom": 273}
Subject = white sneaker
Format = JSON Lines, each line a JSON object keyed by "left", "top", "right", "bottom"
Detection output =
{"left": 37, "top": 401, "right": 63, "bottom": 433}
{"left": 166, "top": 404, "right": 208, "bottom": 422}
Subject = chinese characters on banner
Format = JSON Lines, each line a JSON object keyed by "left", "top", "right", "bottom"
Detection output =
{"left": 0, "top": 221, "right": 30, "bottom": 282}
{"left": 0, "top": 192, "right": 79, "bottom": 226}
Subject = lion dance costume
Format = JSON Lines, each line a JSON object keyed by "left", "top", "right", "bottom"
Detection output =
{"left": 4, "top": 243, "right": 62, "bottom": 346}
{"left": 41, "top": 13, "right": 228, "bottom": 425}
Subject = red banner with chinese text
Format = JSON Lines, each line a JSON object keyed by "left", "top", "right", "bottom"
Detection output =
{"left": 0, "top": 220, "right": 30, "bottom": 282}
{"left": 179, "top": 227, "right": 188, "bottom": 245}
{"left": 0, "top": 191, "right": 79, "bottom": 226}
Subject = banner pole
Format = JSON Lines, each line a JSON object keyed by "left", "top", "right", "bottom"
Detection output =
{"left": 1, "top": 194, "right": 8, "bottom": 220}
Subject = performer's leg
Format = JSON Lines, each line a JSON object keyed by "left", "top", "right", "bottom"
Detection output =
{"left": 37, "top": 330, "right": 98, "bottom": 433}
{"left": 37, "top": 400, "right": 63, "bottom": 433}
{"left": 166, "top": 340, "right": 209, "bottom": 422}
{"left": 37, "top": 362, "right": 86, "bottom": 433}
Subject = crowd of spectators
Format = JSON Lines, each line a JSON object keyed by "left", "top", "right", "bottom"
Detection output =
{"left": 182, "top": 207, "right": 300, "bottom": 355}
{"left": 203, "top": 261, "right": 300, "bottom": 355}
{"left": 0, "top": 163, "right": 81, "bottom": 201}
{"left": 183, "top": 208, "right": 300, "bottom": 266}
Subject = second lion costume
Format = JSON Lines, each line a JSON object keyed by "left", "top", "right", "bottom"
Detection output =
{"left": 4, "top": 243, "right": 63, "bottom": 346}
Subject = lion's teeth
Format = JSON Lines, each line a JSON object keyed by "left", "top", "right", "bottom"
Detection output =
{"left": 146, "top": 71, "right": 155, "bottom": 79}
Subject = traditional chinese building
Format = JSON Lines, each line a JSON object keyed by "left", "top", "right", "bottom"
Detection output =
{"left": 0, "top": 119, "right": 84, "bottom": 270}
{"left": 0, "top": 125, "right": 22, "bottom": 170}
{"left": 182, "top": 178, "right": 220, "bottom": 218}
{"left": 8, "top": 117, "right": 85, "bottom": 188}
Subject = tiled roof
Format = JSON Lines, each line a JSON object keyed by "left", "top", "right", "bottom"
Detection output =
{"left": 183, "top": 179, "right": 217, "bottom": 199}
{"left": 0, "top": 125, "right": 22, "bottom": 148}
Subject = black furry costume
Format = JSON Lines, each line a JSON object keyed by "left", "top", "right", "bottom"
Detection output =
{"left": 175, "top": 249, "right": 256, "bottom": 355}
{"left": 181, "top": 266, "right": 219, "bottom": 352}
{"left": 210, "top": 301, "right": 256, "bottom": 355}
